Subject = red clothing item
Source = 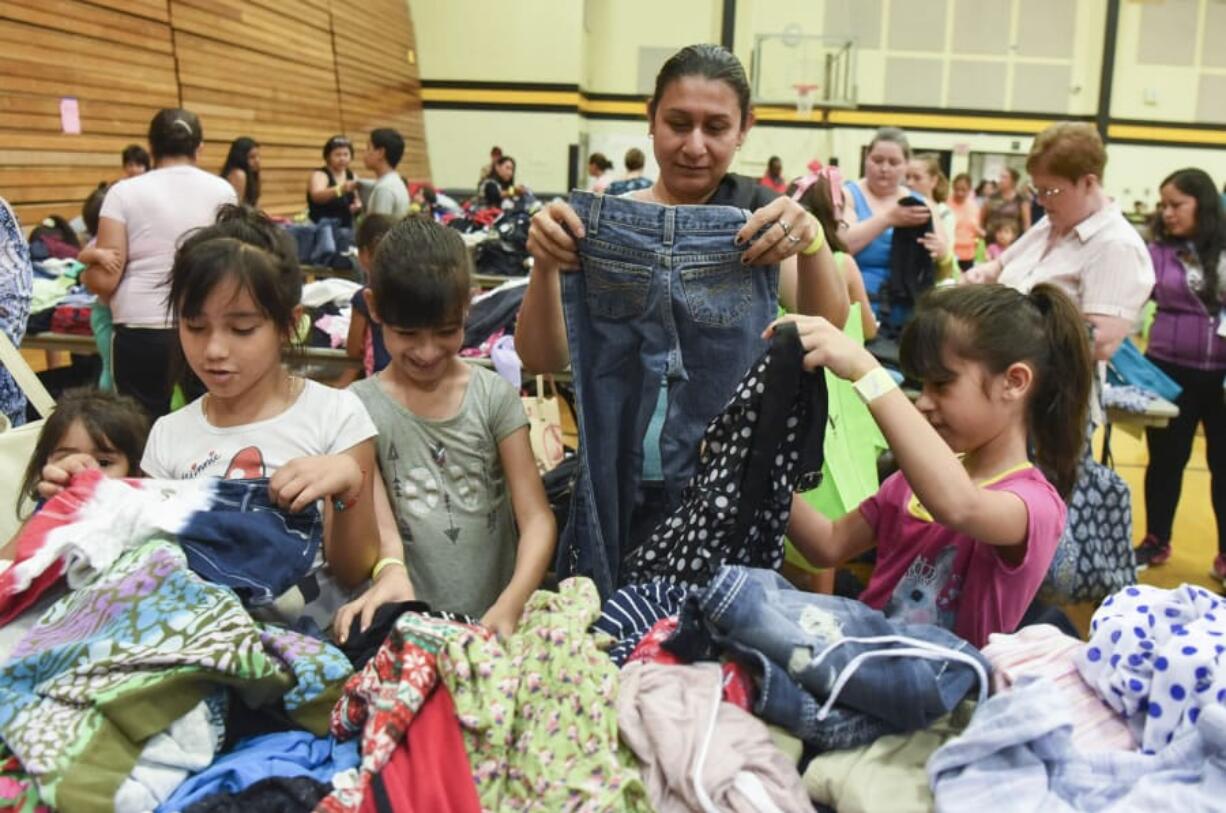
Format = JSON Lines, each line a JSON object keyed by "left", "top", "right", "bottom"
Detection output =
{"left": 360, "top": 687, "right": 481, "bottom": 813}
{"left": 627, "top": 617, "right": 756, "bottom": 711}
{"left": 858, "top": 465, "right": 1066, "bottom": 648}
{"left": 759, "top": 175, "right": 787, "bottom": 195}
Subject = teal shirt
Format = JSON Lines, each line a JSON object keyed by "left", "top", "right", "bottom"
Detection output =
{"left": 91, "top": 302, "right": 113, "bottom": 391}
{"left": 642, "top": 381, "right": 667, "bottom": 482}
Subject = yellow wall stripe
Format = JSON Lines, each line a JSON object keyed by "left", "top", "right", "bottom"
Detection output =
{"left": 828, "top": 109, "right": 1057, "bottom": 134}
{"left": 577, "top": 98, "right": 644, "bottom": 115}
{"left": 422, "top": 86, "right": 1226, "bottom": 145}
{"left": 1108, "top": 123, "right": 1226, "bottom": 146}
{"left": 420, "top": 87, "right": 579, "bottom": 106}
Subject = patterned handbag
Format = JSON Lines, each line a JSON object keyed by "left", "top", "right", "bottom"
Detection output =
{"left": 1039, "top": 436, "right": 1137, "bottom": 605}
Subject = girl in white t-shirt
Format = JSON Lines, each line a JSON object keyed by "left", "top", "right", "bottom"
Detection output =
{"left": 42, "top": 207, "right": 381, "bottom": 624}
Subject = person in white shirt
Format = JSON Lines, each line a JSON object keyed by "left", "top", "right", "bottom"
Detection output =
{"left": 361, "top": 128, "right": 410, "bottom": 218}
{"left": 964, "top": 122, "right": 1154, "bottom": 361}
{"left": 83, "top": 108, "right": 237, "bottom": 418}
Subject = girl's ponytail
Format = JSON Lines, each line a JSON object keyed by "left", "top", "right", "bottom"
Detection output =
{"left": 901, "top": 282, "right": 1094, "bottom": 499}
{"left": 1026, "top": 283, "right": 1092, "bottom": 497}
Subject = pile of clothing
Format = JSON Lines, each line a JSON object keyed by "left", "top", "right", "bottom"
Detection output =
{"left": 927, "top": 583, "right": 1226, "bottom": 812}
{"left": 25, "top": 259, "right": 94, "bottom": 337}
{"left": 592, "top": 566, "right": 990, "bottom": 812}
{"left": 3, "top": 464, "right": 1222, "bottom": 812}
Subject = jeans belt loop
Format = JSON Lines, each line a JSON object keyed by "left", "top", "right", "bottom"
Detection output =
{"left": 589, "top": 193, "right": 603, "bottom": 238}
{"left": 664, "top": 206, "right": 675, "bottom": 247}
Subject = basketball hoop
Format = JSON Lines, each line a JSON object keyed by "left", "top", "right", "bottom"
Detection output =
{"left": 793, "top": 83, "right": 820, "bottom": 117}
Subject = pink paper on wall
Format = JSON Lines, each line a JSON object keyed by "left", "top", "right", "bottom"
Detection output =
{"left": 59, "top": 97, "right": 81, "bottom": 135}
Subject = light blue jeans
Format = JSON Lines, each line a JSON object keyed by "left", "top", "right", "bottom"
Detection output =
{"left": 668, "top": 566, "right": 990, "bottom": 749}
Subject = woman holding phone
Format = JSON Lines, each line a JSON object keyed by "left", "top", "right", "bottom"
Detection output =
{"left": 842, "top": 127, "right": 942, "bottom": 316}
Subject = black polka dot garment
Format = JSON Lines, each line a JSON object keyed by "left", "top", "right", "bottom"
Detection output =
{"left": 622, "top": 322, "right": 828, "bottom": 590}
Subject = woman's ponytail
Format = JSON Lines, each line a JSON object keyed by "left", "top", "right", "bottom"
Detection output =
{"left": 1026, "top": 283, "right": 1093, "bottom": 497}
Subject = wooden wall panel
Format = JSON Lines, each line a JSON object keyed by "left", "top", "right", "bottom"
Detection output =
{"left": 0, "top": 3, "right": 176, "bottom": 228}
{"left": 169, "top": 0, "right": 346, "bottom": 217}
{"left": 1, "top": 0, "right": 429, "bottom": 227}
{"left": 331, "top": 0, "right": 430, "bottom": 181}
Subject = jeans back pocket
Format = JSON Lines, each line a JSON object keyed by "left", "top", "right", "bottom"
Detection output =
{"left": 584, "top": 255, "right": 654, "bottom": 320}
{"left": 679, "top": 261, "right": 752, "bottom": 327}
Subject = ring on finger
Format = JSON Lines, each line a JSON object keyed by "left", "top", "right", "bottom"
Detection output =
{"left": 778, "top": 220, "right": 792, "bottom": 237}
{"left": 785, "top": 234, "right": 802, "bottom": 245}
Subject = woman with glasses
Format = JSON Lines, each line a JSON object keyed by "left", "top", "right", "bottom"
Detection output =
{"left": 307, "top": 135, "right": 361, "bottom": 228}
{"left": 964, "top": 122, "right": 1153, "bottom": 361}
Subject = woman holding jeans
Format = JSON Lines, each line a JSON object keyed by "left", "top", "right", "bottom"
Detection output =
{"left": 517, "top": 44, "right": 848, "bottom": 587}
{"left": 1135, "top": 168, "right": 1226, "bottom": 585}
{"left": 518, "top": 43, "right": 848, "bottom": 373}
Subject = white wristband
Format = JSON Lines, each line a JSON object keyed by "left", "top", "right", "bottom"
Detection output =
{"left": 853, "top": 366, "right": 898, "bottom": 405}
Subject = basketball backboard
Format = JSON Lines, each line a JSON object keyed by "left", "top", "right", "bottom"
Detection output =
{"left": 751, "top": 32, "right": 858, "bottom": 109}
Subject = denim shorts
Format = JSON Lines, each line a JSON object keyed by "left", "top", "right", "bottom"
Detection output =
{"left": 176, "top": 476, "right": 323, "bottom": 607}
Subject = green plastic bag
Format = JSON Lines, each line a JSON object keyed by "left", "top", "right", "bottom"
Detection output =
{"left": 782, "top": 298, "right": 888, "bottom": 574}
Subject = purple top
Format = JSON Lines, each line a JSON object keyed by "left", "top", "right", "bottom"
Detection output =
{"left": 1147, "top": 241, "right": 1226, "bottom": 371}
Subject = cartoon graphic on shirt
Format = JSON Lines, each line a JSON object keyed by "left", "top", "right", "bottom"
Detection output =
{"left": 225, "top": 446, "right": 265, "bottom": 479}
{"left": 884, "top": 545, "right": 960, "bottom": 629}
{"left": 386, "top": 441, "right": 464, "bottom": 542}
{"left": 400, "top": 466, "right": 440, "bottom": 516}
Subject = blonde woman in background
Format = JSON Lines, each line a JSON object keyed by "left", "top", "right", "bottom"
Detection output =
{"left": 905, "top": 153, "right": 957, "bottom": 280}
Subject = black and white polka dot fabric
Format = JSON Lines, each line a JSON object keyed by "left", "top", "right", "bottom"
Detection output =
{"left": 622, "top": 322, "right": 828, "bottom": 590}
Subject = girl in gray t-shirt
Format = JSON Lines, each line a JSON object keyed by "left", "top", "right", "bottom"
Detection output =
{"left": 335, "top": 217, "right": 556, "bottom": 641}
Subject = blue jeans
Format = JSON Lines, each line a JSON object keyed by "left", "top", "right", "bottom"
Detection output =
{"left": 287, "top": 218, "right": 353, "bottom": 267}
{"left": 176, "top": 477, "right": 323, "bottom": 607}
{"left": 558, "top": 191, "right": 779, "bottom": 596}
{"left": 668, "top": 566, "right": 990, "bottom": 749}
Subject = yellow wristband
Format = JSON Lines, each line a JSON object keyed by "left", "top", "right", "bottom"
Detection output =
{"left": 800, "top": 217, "right": 827, "bottom": 256}
{"left": 371, "top": 557, "right": 405, "bottom": 581}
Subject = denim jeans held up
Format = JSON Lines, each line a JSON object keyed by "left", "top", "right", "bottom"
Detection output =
{"left": 558, "top": 190, "right": 779, "bottom": 596}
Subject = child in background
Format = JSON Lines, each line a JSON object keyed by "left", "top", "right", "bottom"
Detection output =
{"left": 987, "top": 221, "right": 1018, "bottom": 260}
{"left": 906, "top": 154, "right": 958, "bottom": 281}
{"left": 42, "top": 206, "right": 382, "bottom": 629}
{"left": 782, "top": 283, "right": 1093, "bottom": 647}
{"left": 121, "top": 144, "right": 150, "bottom": 178}
{"left": 783, "top": 167, "right": 888, "bottom": 595}
{"left": 336, "top": 217, "right": 555, "bottom": 640}
{"left": 948, "top": 173, "right": 984, "bottom": 271}
{"left": 4, "top": 389, "right": 148, "bottom": 559}
{"left": 345, "top": 214, "right": 396, "bottom": 382}
{"left": 77, "top": 184, "right": 118, "bottom": 390}
{"left": 789, "top": 169, "right": 877, "bottom": 340}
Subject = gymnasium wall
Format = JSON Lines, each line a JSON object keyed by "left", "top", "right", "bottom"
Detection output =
{"left": 416, "top": 0, "right": 1226, "bottom": 205}
{"left": 0, "top": 0, "right": 428, "bottom": 230}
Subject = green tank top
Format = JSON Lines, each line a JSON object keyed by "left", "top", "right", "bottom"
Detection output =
{"left": 783, "top": 252, "right": 888, "bottom": 573}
